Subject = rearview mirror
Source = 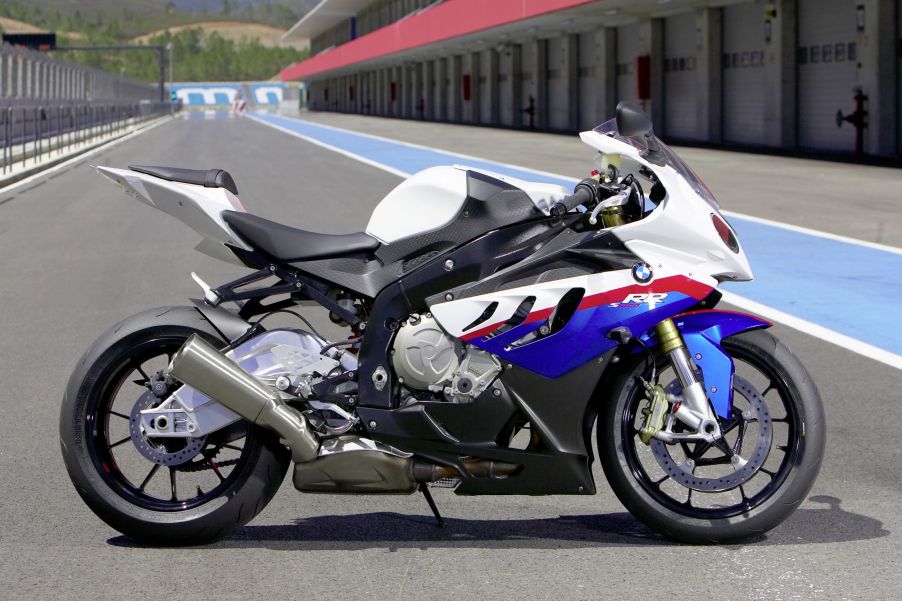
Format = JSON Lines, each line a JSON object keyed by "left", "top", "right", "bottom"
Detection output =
{"left": 615, "top": 101, "right": 654, "bottom": 138}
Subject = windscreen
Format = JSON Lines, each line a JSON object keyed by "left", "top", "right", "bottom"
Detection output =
{"left": 592, "top": 119, "right": 720, "bottom": 209}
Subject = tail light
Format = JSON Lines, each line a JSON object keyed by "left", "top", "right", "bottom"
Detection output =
{"left": 711, "top": 213, "right": 740, "bottom": 253}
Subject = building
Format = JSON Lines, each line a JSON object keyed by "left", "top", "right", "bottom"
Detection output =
{"left": 281, "top": 0, "right": 901, "bottom": 158}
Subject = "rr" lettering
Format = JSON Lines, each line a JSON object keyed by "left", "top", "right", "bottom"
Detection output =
{"left": 621, "top": 292, "right": 669, "bottom": 308}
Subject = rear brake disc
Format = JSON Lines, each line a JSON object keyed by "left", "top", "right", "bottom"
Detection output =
{"left": 129, "top": 391, "right": 207, "bottom": 466}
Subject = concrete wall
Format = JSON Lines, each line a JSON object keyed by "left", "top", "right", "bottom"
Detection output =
{"left": 297, "top": 0, "right": 902, "bottom": 158}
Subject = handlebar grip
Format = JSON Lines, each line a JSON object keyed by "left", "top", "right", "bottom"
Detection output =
{"left": 549, "top": 180, "right": 597, "bottom": 217}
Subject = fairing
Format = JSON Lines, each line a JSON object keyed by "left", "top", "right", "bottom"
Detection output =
{"left": 579, "top": 127, "right": 753, "bottom": 284}
{"left": 431, "top": 266, "right": 714, "bottom": 378}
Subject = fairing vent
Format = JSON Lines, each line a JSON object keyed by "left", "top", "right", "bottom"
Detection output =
{"left": 463, "top": 301, "right": 499, "bottom": 332}
{"left": 508, "top": 288, "right": 586, "bottom": 349}
{"left": 483, "top": 296, "right": 536, "bottom": 340}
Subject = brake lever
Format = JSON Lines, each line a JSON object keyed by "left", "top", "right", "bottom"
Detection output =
{"left": 588, "top": 189, "right": 631, "bottom": 226}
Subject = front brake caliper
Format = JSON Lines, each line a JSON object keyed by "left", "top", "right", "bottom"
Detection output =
{"left": 639, "top": 381, "right": 669, "bottom": 445}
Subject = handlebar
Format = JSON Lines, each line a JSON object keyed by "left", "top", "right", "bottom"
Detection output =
{"left": 549, "top": 179, "right": 598, "bottom": 217}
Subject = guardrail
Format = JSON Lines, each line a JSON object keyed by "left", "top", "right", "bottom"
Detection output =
{"left": 1, "top": 101, "right": 172, "bottom": 175}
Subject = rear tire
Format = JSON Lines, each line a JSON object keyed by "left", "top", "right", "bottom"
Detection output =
{"left": 598, "top": 329, "right": 825, "bottom": 544}
{"left": 60, "top": 306, "right": 290, "bottom": 546}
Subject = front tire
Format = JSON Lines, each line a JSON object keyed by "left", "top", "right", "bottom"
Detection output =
{"left": 598, "top": 329, "right": 825, "bottom": 544}
{"left": 60, "top": 306, "right": 290, "bottom": 545}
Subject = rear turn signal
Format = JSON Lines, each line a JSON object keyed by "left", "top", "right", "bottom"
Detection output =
{"left": 711, "top": 213, "right": 740, "bottom": 253}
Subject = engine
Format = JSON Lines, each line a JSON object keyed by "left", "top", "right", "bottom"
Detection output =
{"left": 392, "top": 313, "right": 501, "bottom": 403}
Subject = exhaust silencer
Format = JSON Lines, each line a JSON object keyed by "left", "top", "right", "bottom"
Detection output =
{"left": 168, "top": 334, "right": 319, "bottom": 463}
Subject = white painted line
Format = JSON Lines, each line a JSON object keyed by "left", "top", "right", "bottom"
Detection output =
{"left": 251, "top": 112, "right": 580, "bottom": 183}
{"left": 721, "top": 291, "right": 902, "bottom": 370}
{"left": 256, "top": 112, "right": 902, "bottom": 255}
{"left": 246, "top": 113, "right": 411, "bottom": 179}
{"left": 0, "top": 116, "right": 171, "bottom": 197}
{"left": 721, "top": 210, "right": 902, "bottom": 255}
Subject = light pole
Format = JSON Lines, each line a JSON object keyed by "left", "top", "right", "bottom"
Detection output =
{"left": 167, "top": 42, "right": 174, "bottom": 111}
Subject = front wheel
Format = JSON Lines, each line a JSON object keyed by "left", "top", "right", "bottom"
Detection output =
{"left": 60, "top": 307, "right": 290, "bottom": 545}
{"left": 598, "top": 329, "right": 825, "bottom": 544}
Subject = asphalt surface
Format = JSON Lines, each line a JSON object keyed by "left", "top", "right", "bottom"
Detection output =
{"left": 299, "top": 111, "right": 902, "bottom": 247}
{"left": 0, "top": 113, "right": 900, "bottom": 601}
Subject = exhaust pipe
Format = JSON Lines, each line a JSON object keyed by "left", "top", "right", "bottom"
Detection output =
{"left": 168, "top": 334, "right": 319, "bottom": 463}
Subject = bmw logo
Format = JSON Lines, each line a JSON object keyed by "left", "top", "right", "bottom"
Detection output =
{"left": 632, "top": 262, "right": 653, "bottom": 283}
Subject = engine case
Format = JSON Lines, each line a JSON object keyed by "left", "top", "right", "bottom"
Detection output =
{"left": 392, "top": 314, "right": 500, "bottom": 402}
{"left": 392, "top": 314, "right": 461, "bottom": 390}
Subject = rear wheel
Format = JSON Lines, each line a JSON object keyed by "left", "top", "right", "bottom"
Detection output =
{"left": 60, "top": 307, "right": 290, "bottom": 545}
{"left": 598, "top": 329, "right": 825, "bottom": 544}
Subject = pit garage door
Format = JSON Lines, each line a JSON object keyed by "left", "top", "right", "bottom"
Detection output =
{"left": 797, "top": 0, "right": 858, "bottom": 151}
{"left": 663, "top": 10, "right": 698, "bottom": 140}
{"left": 499, "top": 47, "right": 515, "bottom": 126}
{"left": 548, "top": 36, "right": 570, "bottom": 131}
{"left": 448, "top": 57, "right": 459, "bottom": 122}
{"left": 461, "top": 54, "right": 475, "bottom": 123}
{"left": 521, "top": 42, "right": 538, "bottom": 128}
{"left": 722, "top": 1, "right": 766, "bottom": 145}
{"left": 616, "top": 22, "right": 641, "bottom": 104}
{"left": 579, "top": 29, "right": 601, "bottom": 130}
{"left": 479, "top": 50, "right": 494, "bottom": 125}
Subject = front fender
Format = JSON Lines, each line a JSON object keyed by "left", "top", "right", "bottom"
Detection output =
{"left": 642, "top": 310, "right": 771, "bottom": 418}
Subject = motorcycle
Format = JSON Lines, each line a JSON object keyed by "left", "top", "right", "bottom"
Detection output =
{"left": 60, "top": 102, "right": 824, "bottom": 545}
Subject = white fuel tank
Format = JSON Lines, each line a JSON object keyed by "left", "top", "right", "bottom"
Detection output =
{"left": 365, "top": 165, "right": 569, "bottom": 245}
{"left": 365, "top": 166, "right": 468, "bottom": 245}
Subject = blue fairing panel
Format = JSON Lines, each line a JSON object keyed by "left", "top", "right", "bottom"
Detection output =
{"left": 470, "top": 292, "right": 703, "bottom": 378}
{"left": 644, "top": 310, "right": 771, "bottom": 417}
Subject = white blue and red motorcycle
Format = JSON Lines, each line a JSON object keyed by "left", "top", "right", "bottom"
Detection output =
{"left": 60, "top": 102, "right": 824, "bottom": 545}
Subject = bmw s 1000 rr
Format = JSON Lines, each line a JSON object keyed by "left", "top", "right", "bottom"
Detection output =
{"left": 60, "top": 102, "right": 824, "bottom": 545}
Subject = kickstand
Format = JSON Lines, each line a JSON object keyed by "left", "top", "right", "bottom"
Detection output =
{"left": 419, "top": 483, "right": 445, "bottom": 528}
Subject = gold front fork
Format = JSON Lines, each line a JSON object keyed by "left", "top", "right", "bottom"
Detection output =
{"left": 639, "top": 318, "right": 721, "bottom": 444}
{"left": 654, "top": 318, "right": 684, "bottom": 354}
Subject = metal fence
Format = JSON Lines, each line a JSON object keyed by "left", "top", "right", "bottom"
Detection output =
{"left": 0, "top": 43, "right": 173, "bottom": 176}
{"left": 1, "top": 42, "right": 157, "bottom": 102}
{"left": 1, "top": 101, "right": 171, "bottom": 174}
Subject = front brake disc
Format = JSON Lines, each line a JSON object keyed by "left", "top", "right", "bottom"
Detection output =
{"left": 649, "top": 375, "right": 772, "bottom": 492}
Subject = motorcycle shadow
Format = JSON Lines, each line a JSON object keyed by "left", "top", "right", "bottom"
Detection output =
{"left": 109, "top": 495, "right": 888, "bottom": 550}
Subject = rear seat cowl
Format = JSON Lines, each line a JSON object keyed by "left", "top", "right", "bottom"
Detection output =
{"left": 129, "top": 165, "right": 239, "bottom": 196}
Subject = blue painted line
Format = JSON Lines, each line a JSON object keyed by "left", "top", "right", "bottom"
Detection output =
{"left": 254, "top": 113, "right": 574, "bottom": 186}
{"left": 251, "top": 113, "right": 902, "bottom": 356}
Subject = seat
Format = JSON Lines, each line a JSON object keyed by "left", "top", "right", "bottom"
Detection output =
{"left": 222, "top": 210, "right": 380, "bottom": 261}
{"left": 129, "top": 165, "right": 239, "bottom": 195}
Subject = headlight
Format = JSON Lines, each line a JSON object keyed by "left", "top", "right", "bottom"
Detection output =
{"left": 711, "top": 213, "right": 740, "bottom": 254}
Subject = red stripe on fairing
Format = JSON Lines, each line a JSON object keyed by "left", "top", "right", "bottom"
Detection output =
{"left": 281, "top": 0, "right": 596, "bottom": 81}
{"left": 458, "top": 275, "right": 712, "bottom": 342}
{"left": 576, "top": 275, "right": 713, "bottom": 311}
{"left": 462, "top": 322, "right": 505, "bottom": 341}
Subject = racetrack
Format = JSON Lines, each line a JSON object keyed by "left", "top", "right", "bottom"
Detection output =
{"left": 0, "top": 113, "right": 899, "bottom": 600}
